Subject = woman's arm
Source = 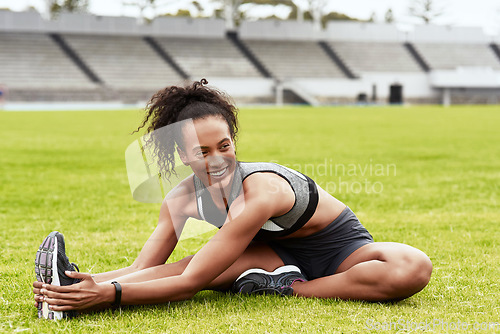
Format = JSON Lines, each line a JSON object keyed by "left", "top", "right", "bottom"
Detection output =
{"left": 119, "top": 193, "right": 273, "bottom": 304}
{"left": 41, "top": 174, "right": 287, "bottom": 309}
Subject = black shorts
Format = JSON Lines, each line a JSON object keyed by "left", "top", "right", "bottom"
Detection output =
{"left": 267, "top": 206, "right": 374, "bottom": 280}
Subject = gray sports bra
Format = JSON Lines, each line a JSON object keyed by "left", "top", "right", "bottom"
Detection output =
{"left": 193, "top": 161, "right": 319, "bottom": 241}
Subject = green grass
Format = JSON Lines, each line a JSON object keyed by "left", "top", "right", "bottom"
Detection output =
{"left": 0, "top": 105, "right": 499, "bottom": 333}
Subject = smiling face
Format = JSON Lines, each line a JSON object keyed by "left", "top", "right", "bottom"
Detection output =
{"left": 178, "top": 116, "right": 237, "bottom": 190}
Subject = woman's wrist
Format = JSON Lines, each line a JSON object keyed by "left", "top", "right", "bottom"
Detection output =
{"left": 99, "top": 282, "right": 118, "bottom": 306}
{"left": 110, "top": 281, "right": 122, "bottom": 308}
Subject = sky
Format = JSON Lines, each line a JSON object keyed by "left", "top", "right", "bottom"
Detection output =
{"left": 1, "top": 0, "right": 499, "bottom": 35}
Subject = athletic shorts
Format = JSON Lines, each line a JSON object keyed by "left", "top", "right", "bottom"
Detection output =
{"left": 267, "top": 206, "right": 374, "bottom": 280}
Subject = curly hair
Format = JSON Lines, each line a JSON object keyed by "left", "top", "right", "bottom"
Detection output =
{"left": 134, "top": 79, "right": 239, "bottom": 180}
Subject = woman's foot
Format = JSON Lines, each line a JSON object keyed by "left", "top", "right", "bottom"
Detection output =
{"left": 231, "top": 265, "right": 307, "bottom": 296}
{"left": 35, "top": 231, "right": 80, "bottom": 320}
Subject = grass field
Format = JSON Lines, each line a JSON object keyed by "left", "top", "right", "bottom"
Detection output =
{"left": 0, "top": 105, "right": 499, "bottom": 333}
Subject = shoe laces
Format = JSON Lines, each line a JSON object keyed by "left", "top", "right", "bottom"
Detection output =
{"left": 71, "top": 262, "right": 80, "bottom": 272}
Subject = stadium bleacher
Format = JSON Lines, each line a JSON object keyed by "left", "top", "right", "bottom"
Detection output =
{"left": 413, "top": 43, "right": 500, "bottom": 70}
{"left": 0, "top": 32, "right": 97, "bottom": 89}
{"left": 62, "top": 34, "right": 183, "bottom": 89}
{"left": 329, "top": 42, "right": 423, "bottom": 74}
{"left": 243, "top": 39, "right": 347, "bottom": 79}
{"left": 1, "top": 11, "right": 499, "bottom": 105}
{"left": 155, "top": 36, "right": 261, "bottom": 79}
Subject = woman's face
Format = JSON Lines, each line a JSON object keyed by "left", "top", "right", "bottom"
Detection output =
{"left": 178, "top": 116, "right": 236, "bottom": 189}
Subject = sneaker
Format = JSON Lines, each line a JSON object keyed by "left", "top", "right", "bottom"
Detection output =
{"left": 35, "top": 231, "right": 80, "bottom": 320}
{"left": 232, "top": 265, "right": 307, "bottom": 296}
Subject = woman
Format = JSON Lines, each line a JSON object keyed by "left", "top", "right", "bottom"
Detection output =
{"left": 33, "top": 79, "right": 432, "bottom": 319}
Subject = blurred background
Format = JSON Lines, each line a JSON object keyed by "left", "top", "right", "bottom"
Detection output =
{"left": 0, "top": 0, "right": 499, "bottom": 108}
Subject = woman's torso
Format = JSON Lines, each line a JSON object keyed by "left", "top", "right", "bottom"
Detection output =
{"left": 173, "top": 162, "right": 346, "bottom": 240}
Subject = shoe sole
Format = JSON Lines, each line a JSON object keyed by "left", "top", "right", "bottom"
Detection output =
{"left": 35, "top": 232, "right": 64, "bottom": 320}
{"left": 235, "top": 265, "right": 302, "bottom": 282}
{"left": 242, "top": 286, "right": 294, "bottom": 296}
{"left": 234, "top": 265, "right": 302, "bottom": 295}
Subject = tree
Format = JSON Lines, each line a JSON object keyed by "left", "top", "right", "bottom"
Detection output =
{"left": 215, "top": 0, "right": 361, "bottom": 30}
{"left": 127, "top": 0, "right": 359, "bottom": 31}
{"left": 46, "top": 0, "right": 88, "bottom": 18}
{"left": 221, "top": 0, "right": 242, "bottom": 31}
{"left": 288, "top": 8, "right": 359, "bottom": 28}
{"left": 210, "top": 0, "right": 296, "bottom": 31}
{"left": 123, "top": 0, "right": 194, "bottom": 24}
{"left": 123, "top": 0, "right": 156, "bottom": 24}
{"left": 385, "top": 8, "right": 394, "bottom": 23}
{"left": 303, "top": 0, "right": 329, "bottom": 31}
{"left": 409, "top": 0, "right": 444, "bottom": 24}
{"left": 161, "top": 9, "right": 192, "bottom": 17}
{"left": 368, "top": 11, "right": 377, "bottom": 23}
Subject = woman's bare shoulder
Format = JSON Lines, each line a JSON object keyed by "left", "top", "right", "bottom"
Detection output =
{"left": 241, "top": 172, "right": 295, "bottom": 217}
{"left": 163, "top": 174, "right": 197, "bottom": 217}
{"left": 165, "top": 174, "right": 195, "bottom": 197}
{"left": 242, "top": 171, "right": 292, "bottom": 192}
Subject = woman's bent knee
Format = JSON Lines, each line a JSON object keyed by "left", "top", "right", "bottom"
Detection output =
{"left": 411, "top": 252, "right": 432, "bottom": 291}
{"left": 386, "top": 250, "right": 432, "bottom": 300}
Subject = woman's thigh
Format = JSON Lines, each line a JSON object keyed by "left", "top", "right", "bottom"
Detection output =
{"left": 207, "top": 241, "right": 285, "bottom": 290}
{"left": 335, "top": 242, "right": 430, "bottom": 274}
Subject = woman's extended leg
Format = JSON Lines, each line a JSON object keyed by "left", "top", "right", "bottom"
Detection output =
{"left": 291, "top": 242, "right": 432, "bottom": 301}
{"left": 35, "top": 241, "right": 431, "bottom": 306}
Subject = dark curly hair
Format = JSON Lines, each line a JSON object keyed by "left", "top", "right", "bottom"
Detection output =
{"left": 134, "top": 79, "right": 239, "bottom": 180}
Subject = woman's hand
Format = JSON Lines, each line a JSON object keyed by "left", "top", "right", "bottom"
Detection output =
{"left": 36, "top": 271, "right": 114, "bottom": 311}
{"left": 33, "top": 281, "right": 43, "bottom": 308}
